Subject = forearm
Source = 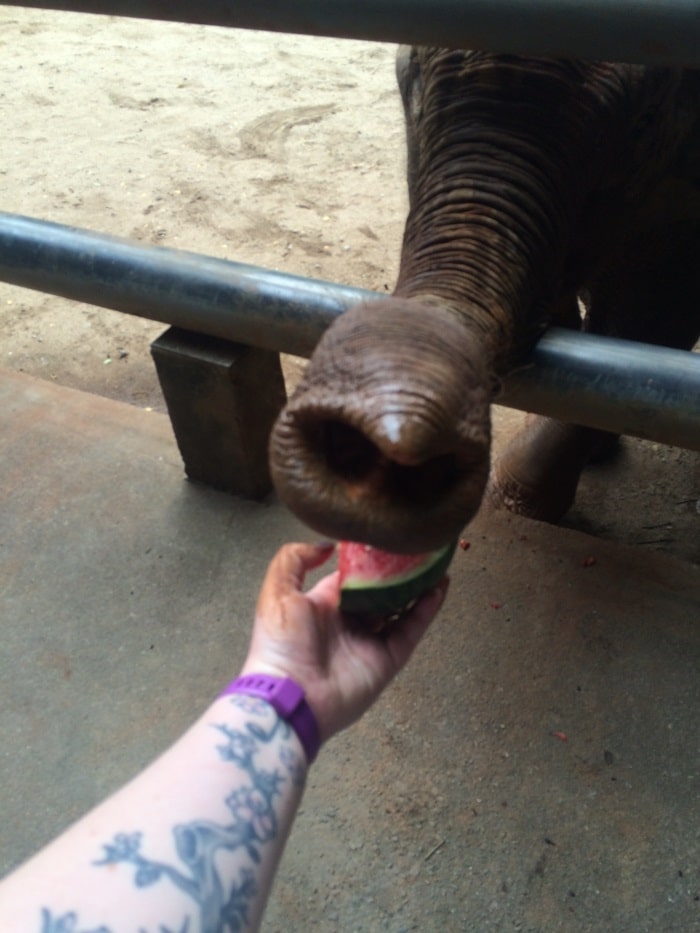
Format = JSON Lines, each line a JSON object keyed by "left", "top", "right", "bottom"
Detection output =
{"left": 0, "top": 694, "right": 307, "bottom": 932}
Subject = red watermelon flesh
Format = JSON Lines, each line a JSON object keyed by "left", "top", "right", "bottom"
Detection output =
{"left": 338, "top": 540, "right": 455, "bottom": 620}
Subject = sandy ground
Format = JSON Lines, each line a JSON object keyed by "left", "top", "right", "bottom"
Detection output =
{"left": 1, "top": 9, "right": 405, "bottom": 407}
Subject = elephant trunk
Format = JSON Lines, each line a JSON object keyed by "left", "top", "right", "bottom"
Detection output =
{"left": 269, "top": 298, "right": 492, "bottom": 553}
{"left": 270, "top": 52, "right": 629, "bottom": 551}
{"left": 393, "top": 52, "right": 624, "bottom": 367}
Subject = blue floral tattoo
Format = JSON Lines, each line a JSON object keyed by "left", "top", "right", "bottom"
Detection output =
{"left": 41, "top": 698, "right": 302, "bottom": 933}
{"left": 39, "top": 909, "right": 187, "bottom": 933}
{"left": 40, "top": 908, "right": 111, "bottom": 933}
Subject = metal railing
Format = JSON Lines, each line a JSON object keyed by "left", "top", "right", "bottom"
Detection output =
{"left": 2, "top": 0, "right": 699, "bottom": 66}
{"left": 2, "top": 212, "right": 699, "bottom": 452}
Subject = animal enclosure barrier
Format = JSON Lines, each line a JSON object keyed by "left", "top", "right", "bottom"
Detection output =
{"left": 2, "top": 212, "right": 699, "bottom": 496}
{"left": 1, "top": 3, "right": 699, "bottom": 496}
{"left": 4, "top": 0, "right": 700, "bottom": 67}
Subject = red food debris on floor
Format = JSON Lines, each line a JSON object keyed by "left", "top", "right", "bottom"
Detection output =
{"left": 459, "top": 538, "right": 470, "bottom": 551}
{"left": 582, "top": 556, "right": 596, "bottom": 567}
{"left": 550, "top": 730, "right": 568, "bottom": 742}
{"left": 490, "top": 601, "right": 502, "bottom": 610}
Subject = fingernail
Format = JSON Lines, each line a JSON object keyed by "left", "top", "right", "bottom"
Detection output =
{"left": 315, "top": 539, "right": 336, "bottom": 550}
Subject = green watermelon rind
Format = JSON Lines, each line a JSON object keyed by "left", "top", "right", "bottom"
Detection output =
{"left": 339, "top": 541, "right": 456, "bottom": 616}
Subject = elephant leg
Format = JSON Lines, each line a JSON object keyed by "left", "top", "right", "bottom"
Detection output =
{"left": 486, "top": 292, "right": 616, "bottom": 523}
{"left": 487, "top": 217, "right": 700, "bottom": 523}
{"left": 486, "top": 415, "right": 617, "bottom": 522}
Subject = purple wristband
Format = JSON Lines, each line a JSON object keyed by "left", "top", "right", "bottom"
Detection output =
{"left": 220, "top": 674, "right": 321, "bottom": 764}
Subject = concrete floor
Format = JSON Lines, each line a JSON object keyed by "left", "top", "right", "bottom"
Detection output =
{"left": 1, "top": 367, "right": 699, "bottom": 931}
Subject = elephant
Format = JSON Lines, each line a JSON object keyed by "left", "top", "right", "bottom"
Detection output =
{"left": 269, "top": 47, "right": 700, "bottom": 553}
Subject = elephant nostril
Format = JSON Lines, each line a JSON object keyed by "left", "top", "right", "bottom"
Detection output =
{"left": 305, "top": 419, "right": 382, "bottom": 482}
{"left": 299, "top": 417, "right": 470, "bottom": 509}
{"left": 389, "top": 454, "right": 461, "bottom": 506}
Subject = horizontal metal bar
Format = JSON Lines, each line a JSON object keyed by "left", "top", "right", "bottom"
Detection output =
{"left": 1, "top": 211, "right": 699, "bottom": 451}
{"left": 0, "top": 212, "right": 369, "bottom": 359}
{"left": 499, "top": 332, "right": 700, "bottom": 451}
{"left": 2, "top": 0, "right": 699, "bottom": 67}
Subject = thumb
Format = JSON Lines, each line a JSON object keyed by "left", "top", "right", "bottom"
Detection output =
{"left": 257, "top": 542, "right": 336, "bottom": 613}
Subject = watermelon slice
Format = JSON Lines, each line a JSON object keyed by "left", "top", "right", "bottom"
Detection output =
{"left": 338, "top": 540, "right": 456, "bottom": 622}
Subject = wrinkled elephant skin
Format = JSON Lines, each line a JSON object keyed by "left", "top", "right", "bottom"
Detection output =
{"left": 270, "top": 49, "right": 700, "bottom": 552}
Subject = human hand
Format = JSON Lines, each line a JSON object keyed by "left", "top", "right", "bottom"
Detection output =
{"left": 240, "top": 542, "right": 449, "bottom": 743}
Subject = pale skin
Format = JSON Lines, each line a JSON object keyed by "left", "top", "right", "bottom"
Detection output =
{"left": 0, "top": 542, "right": 448, "bottom": 932}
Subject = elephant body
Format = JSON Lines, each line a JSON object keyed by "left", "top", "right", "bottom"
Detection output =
{"left": 270, "top": 48, "right": 700, "bottom": 552}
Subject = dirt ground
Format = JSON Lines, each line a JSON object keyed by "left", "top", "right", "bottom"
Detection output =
{"left": 2, "top": 368, "right": 698, "bottom": 932}
{"left": 1, "top": 9, "right": 406, "bottom": 406}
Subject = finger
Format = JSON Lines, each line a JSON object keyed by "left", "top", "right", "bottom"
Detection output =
{"left": 305, "top": 569, "right": 341, "bottom": 608}
{"left": 300, "top": 540, "right": 337, "bottom": 574}
{"left": 257, "top": 541, "right": 335, "bottom": 613}
{"left": 382, "top": 577, "right": 449, "bottom": 671}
